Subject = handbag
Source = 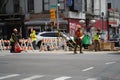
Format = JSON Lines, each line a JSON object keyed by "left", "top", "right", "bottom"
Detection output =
{"left": 14, "top": 42, "right": 22, "bottom": 53}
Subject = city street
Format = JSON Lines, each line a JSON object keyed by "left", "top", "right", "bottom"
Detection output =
{"left": 0, "top": 50, "right": 120, "bottom": 80}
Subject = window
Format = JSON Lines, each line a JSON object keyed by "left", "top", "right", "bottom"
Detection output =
{"left": 91, "top": 0, "right": 94, "bottom": 13}
{"left": 13, "top": 0, "right": 20, "bottom": 13}
{"left": 40, "top": 32, "right": 58, "bottom": 37}
{"left": 84, "top": 0, "right": 87, "bottom": 12}
{"left": 43, "top": 0, "right": 50, "bottom": 11}
{"left": 58, "top": 0, "right": 65, "bottom": 11}
{"left": 28, "top": 0, "right": 34, "bottom": 13}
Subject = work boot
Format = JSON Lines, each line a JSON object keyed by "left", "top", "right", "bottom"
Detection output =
{"left": 80, "top": 51, "right": 83, "bottom": 54}
{"left": 74, "top": 51, "right": 77, "bottom": 54}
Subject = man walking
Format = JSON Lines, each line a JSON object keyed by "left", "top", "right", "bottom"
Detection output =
{"left": 10, "top": 28, "right": 21, "bottom": 53}
{"left": 74, "top": 25, "right": 84, "bottom": 54}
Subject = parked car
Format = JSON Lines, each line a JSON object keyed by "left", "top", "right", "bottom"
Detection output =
{"left": 36, "top": 31, "right": 74, "bottom": 48}
{"left": 109, "top": 34, "right": 120, "bottom": 47}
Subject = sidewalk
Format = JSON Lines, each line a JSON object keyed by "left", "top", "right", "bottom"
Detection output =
{"left": 21, "top": 50, "right": 120, "bottom": 54}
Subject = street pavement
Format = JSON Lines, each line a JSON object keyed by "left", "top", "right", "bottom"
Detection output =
{"left": 0, "top": 49, "right": 120, "bottom": 80}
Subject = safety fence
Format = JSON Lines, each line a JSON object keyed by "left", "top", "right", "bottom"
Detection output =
{"left": 0, "top": 39, "right": 10, "bottom": 51}
{"left": 19, "top": 38, "right": 34, "bottom": 51}
{"left": 0, "top": 38, "right": 34, "bottom": 52}
{"left": 40, "top": 38, "right": 69, "bottom": 51}
{"left": 0, "top": 38, "right": 69, "bottom": 52}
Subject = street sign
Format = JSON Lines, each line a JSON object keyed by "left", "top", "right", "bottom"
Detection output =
{"left": 50, "top": 5, "right": 57, "bottom": 9}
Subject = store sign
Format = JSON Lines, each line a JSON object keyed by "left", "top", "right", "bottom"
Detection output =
{"left": 68, "top": 11, "right": 85, "bottom": 19}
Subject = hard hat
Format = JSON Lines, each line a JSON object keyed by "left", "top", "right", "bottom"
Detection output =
{"left": 77, "top": 25, "right": 81, "bottom": 29}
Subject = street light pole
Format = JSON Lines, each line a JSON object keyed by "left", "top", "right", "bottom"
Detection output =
{"left": 101, "top": 12, "right": 104, "bottom": 40}
{"left": 56, "top": 2, "right": 60, "bottom": 31}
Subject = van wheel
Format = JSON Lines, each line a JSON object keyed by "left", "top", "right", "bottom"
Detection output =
{"left": 119, "top": 40, "right": 120, "bottom": 47}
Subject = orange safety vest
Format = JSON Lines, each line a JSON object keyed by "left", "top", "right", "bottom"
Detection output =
{"left": 74, "top": 29, "right": 83, "bottom": 38}
{"left": 74, "top": 29, "right": 83, "bottom": 44}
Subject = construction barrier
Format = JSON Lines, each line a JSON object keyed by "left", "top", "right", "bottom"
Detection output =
{"left": 0, "top": 39, "right": 11, "bottom": 51}
{"left": 20, "top": 38, "right": 34, "bottom": 52}
{"left": 40, "top": 37, "right": 69, "bottom": 51}
{"left": 0, "top": 38, "right": 34, "bottom": 52}
{"left": 0, "top": 38, "right": 69, "bottom": 52}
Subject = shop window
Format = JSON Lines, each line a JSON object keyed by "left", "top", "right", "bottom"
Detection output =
{"left": 28, "top": 0, "right": 34, "bottom": 13}
{"left": 43, "top": 0, "right": 50, "bottom": 11}
{"left": 13, "top": 0, "right": 20, "bottom": 13}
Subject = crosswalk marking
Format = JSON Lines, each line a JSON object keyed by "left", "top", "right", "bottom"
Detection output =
{"left": 21, "top": 75, "right": 44, "bottom": 80}
{"left": 105, "top": 62, "right": 116, "bottom": 65}
{"left": 86, "top": 78, "right": 97, "bottom": 80}
{"left": 0, "top": 74, "right": 20, "bottom": 79}
{"left": 82, "top": 67, "right": 94, "bottom": 72}
{"left": 54, "top": 76, "right": 71, "bottom": 80}
{"left": 0, "top": 74, "right": 72, "bottom": 80}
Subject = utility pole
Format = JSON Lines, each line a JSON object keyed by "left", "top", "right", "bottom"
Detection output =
{"left": 101, "top": 12, "right": 104, "bottom": 40}
{"left": 56, "top": 1, "right": 60, "bottom": 31}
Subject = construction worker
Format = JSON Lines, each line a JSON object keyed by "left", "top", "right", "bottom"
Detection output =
{"left": 10, "top": 28, "right": 21, "bottom": 53}
{"left": 30, "top": 29, "right": 37, "bottom": 50}
{"left": 74, "top": 25, "right": 84, "bottom": 54}
{"left": 93, "top": 29, "right": 101, "bottom": 51}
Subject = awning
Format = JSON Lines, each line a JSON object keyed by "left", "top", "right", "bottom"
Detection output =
{"left": 25, "top": 19, "right": 68, "bottom": 26}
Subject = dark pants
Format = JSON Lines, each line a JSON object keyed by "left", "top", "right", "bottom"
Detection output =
{"left": 94, "top": 40, "right": 100, "bottom": 51}
{"left": 32, "top": 41, "right": 36, "bottom": 50}
{"left": 10, "top": 42, "right": 15, "bottom": 52}
{"left": 74, "top": 38, "right": 83, "bottom": 53}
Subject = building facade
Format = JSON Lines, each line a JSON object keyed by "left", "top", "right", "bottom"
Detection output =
{"left": 0, "top": 0, "right": 120, "bottom": 40}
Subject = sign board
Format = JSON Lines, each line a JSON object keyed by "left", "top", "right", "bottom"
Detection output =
{"left": 68, "top": 11, "right": 85, "bottom": 19}
{"left": 50, "top": 5, "right": 57, "bottom": 9}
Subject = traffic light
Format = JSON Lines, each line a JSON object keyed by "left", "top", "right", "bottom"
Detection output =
{"left": 50, "top": 9, "right": 56, "bottom": 20}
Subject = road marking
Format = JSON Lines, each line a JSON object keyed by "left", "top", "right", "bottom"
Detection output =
{"left": 86, "top": 78, "right": 97, "bottom": 80}
{"left": 54, "top": 76, "right": 71, "bottom": 80}
{"left": 0, "top": 74, "right": 20, "bottom": 79}
{"left": 105, "top": 62, "right": 116, "bottom": 65}
{"left": 82, "top": 67, "right": 94, "bottom": 72}
{"left": 21, "top": 75, "right": 44, "bottom": 80}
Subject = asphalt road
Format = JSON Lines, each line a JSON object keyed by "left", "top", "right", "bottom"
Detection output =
{"left": 0, "top": 50, "right": 120, "bottom": 80}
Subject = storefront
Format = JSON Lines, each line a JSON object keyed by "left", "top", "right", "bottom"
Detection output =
{"left": 0, "top": 14, "right": 25, "bottom": 39}
{"left": 24, "top": 19, "right": 68, "bottom": 37}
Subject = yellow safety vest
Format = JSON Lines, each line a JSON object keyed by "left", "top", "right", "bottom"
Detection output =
{"left": 94, "top": 33, "right": 100, "bottom": 40}
{"left": 10, "top": 35, "right": 15, "bottom": 42}
{"left": 30, "top": 32, "right": 37, "bottom": 41}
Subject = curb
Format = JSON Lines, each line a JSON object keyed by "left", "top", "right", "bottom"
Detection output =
{"left": 22, "top": 50, "right": 120, "bottom": 54}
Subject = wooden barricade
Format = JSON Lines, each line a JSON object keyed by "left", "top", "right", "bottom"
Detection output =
{"left": 40, "top": 38, "right": 68, "bottom": 51}
{"left": 0, "top": 39, "right": 4, "bottom": 51}
{"left": 88, "top": 41, "right": 115, "bottom": 51}
{"left": 20, "top": 38, "right": 34, "bottom": 52}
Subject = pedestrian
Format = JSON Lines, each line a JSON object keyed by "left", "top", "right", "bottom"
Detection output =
{"left": 93, "top": 29, "right": 101, "bottom": 51}
{"left": 74, "top": 25, "right": 84, "bottom": 54}
{"left": 30, "top": 29, "right": 37, "bottom": 50}
{"left": 10, "top": 28, "right": 22, "bottom": 53}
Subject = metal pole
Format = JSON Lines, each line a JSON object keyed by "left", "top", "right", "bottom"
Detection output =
{"left": 56, "top": 2, "right": 59, "bottom": 30}
{"left": 101, "top": 12, "right": 104, "bottom": 40}
{"left": 56, "top": 1, "right": 60, "bottom": 47}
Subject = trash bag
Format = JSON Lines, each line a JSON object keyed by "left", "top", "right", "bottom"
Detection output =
{"left": 82, "top": 35, "right": 92, "bottom": 49}
{"left": 14, "top": 42, "right": 22, "bottom": 53}
{"left": 82, "top": 35, "right": 92, "bottom": 45}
